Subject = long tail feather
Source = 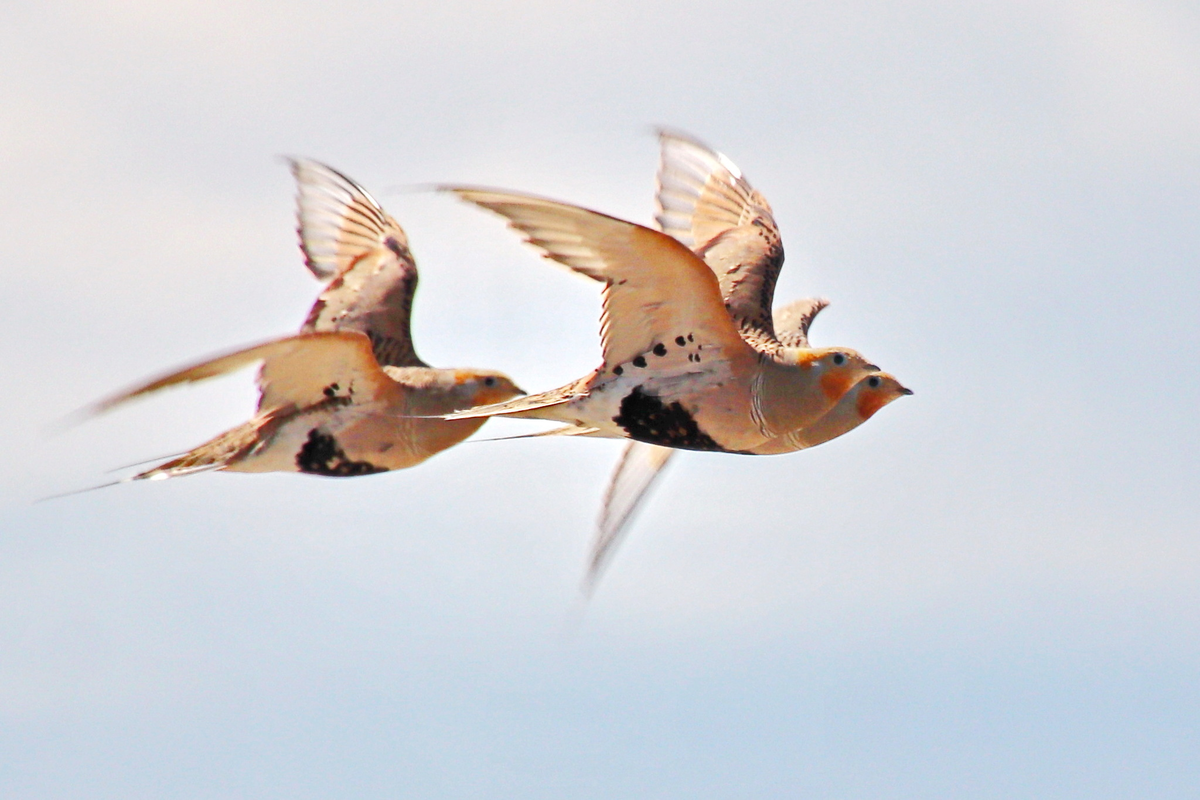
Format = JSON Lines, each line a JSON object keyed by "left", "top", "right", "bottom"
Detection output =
{"left": 441, "top": 378, "right": 585, "bottom": 421}
{"left": 469, "top": 425, "right": 602, "bottom": 443}
{"left": 38, "top": 457, "right": 223, "bottom": 502}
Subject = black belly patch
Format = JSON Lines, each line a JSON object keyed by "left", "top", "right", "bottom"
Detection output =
{"left": 613, "top": 387, "right": 724, "bottom": 451}
{"left": 296, "top": 429, "right": 387, "bottom": 477}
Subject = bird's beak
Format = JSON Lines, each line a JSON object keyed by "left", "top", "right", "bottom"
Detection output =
{"left": 899, "top": 387, "right": 914, "bottom": 396}
{"left": 867, "top": 364, "right": 880, "bottom": 371}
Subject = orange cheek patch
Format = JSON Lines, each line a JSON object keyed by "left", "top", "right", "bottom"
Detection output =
{"left": 856, "top": 391, "right": 886, "bottom": 420}
{"left": 820, "top": 372, "right": 851, "bottom": 401}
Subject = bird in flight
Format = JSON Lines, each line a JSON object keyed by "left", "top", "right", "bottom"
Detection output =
{"left": 583, "top": 131, "right": 912, "bottom": 589}
{"left": 85, "top": 159, "right": 522, "bottom": 482}
{"left": 437, "top": 184, "right": 880, "bottom": 453}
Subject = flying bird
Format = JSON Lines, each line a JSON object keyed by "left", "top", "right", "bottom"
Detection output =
{"left": 585, "top": 132, "right": 912, "bottom": 589}
{"left": 87, "top": 159, "right": 522, "bottom": 481}
{"left": 438, "top": 187, "right": 880, "bottom": 454}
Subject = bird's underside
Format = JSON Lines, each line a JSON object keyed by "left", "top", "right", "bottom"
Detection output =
{"left": 140, "top": 403, "right": 490, "bottom": 480}
{"left": 88, "top": 330, "right": 509, "bottom": 482}
{"left": 444, "top": 338, "right": 769, "bottom": 453}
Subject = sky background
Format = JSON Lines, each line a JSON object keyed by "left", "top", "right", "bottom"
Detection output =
{"left": 2, "top": 1, "right": 1199, "bottom": 797}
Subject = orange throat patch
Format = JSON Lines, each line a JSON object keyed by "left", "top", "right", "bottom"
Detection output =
{"left": 855, "top": 389, "right": 889, "bottom": 420}
{"left": 819, "top": 372, "right": 853, "bottom": 402}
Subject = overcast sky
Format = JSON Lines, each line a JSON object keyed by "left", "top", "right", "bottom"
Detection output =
{"left": 2, "top": 1, "right": 1199, "bottom": 798}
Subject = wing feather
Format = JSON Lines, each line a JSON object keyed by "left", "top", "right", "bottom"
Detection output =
{"left": 586, "top": 442, "right": 675, "bottom": 592}
{"left": 88, "top": 331, "right": 393, "bottom": 417}
{"left": 772, "top": 297, "right": 830, "bottom": 349}
{"left": 444, "top": 187, "right": 749, "bottom": 370}
{"left": 654, "top": 130, "right": 785, "bottom": 350}
{"left": 290, "top": 159, "right": 425, "bottom": 368}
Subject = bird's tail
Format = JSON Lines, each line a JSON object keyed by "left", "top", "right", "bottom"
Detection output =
{"left": 441, "top": 377, "right": 588, "bottom": 422}
{"left": 470, "top": 424, "right": 603, "bottom": 443}
{"left": 38, "top": 454, "right": 224, "bottom": 501}
{"left": 130, "top": 416, "right": 275, "bottom": 480}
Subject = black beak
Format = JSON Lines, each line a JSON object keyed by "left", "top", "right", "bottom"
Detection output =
{"left": 900, "top": 387, "right": 914, "bottom": 395}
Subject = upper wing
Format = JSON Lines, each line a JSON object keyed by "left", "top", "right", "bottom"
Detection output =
{"left": 290, "top": 158, "right": 425, "bottom": 368}
{"left": 771, "top": 297, "right": 830, "bottom": 349}
{"left": 654, "top": 130, "right": 785, "bottom": 351}
{"left": 88, "top": 331, "right": 394, "bottom": 417}
{"left": 444, "top": 187, "right": 749, "bottom": 370}
{"left": 586, "top": 441, "right": 675, "bottom": 593}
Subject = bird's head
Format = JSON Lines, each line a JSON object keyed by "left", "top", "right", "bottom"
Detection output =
{"left": 785, "top": 346, "right": 880, "bottom": 401}
{"left": 851, "top": 372, "right": 913, "bottom": 420}
{"left": 450, "top": 370, "right": 524, "bottom": 407}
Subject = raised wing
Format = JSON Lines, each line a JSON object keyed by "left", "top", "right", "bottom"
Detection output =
{"left": 444, "top": 187, "right": 749, "bottom": 370}
{"left": 586, "top": 441, "right": 675, "bottom": 593}
{"left": 88, "top": 331, "right": 393, "bottom": 417}
{"left": 290, "top": 158, "right": 425, "bottom": 368}
{"left": 772, "top": 297, "right": 830, "bottom": 349}
{"left": 655, "top": 130, "right": 784, "bottom": 351}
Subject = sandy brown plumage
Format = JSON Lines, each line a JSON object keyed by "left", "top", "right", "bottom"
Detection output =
{"left": 656, "top": 129, "right": 787, "bottom": 354}
{"left": 585, "top": 132, "right": 907, "bottom": 589}
{"left": 291, "top": 158, "right": 426, "bottom": 368}
{"left": 587, "top": 290, "right": 837, "bottom": 588}
{"left": 85, "top": 160, "right": 522, "bottom": 482}
{"left": 439, "top": 188, "right": 879, "bottom": 455}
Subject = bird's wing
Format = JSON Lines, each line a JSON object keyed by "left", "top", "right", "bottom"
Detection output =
{"left": 586, "top": 441, "right": 675, "bottom": 593}
{"left": 654, "top": 130, "right": 784, "bottom": 351}
{"left": 88, "top": 331, "right": 394, "bottom": 417}
{"left": 290, "top": 158, "right": 425, "bottom": 368}
{"left": 771, "top": 297, "right": 830, "bottom": 349}
{"left": 444, "top": 187, "right": 749, "bottom": 369}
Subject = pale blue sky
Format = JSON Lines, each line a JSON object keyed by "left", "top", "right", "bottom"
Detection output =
{"left": 2, "top": 1, "right": 1198, "bottom": 797}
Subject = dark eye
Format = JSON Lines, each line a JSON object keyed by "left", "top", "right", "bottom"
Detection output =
{"left": 868, "top": 375, "right": 881, "bottom": 388}
{"left": 484, "top": 377, "right": 497, "bottom": 387}
{"left": 832, "top": 353, "right": 846, "bottom": 365}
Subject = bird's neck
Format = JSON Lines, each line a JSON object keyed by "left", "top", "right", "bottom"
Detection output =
{"left": 756, "top": 357, "right": 838, "bottom": 436}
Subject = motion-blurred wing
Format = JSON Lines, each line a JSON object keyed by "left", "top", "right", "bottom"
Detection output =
{"left": 291, "top": 158, "right": 425, "bottom": 368}
{"left": 586, "top": 441, "right": 675, "bottom": 592}
{"left": 89, "top": 331, "right": 393, "bottom": 417}
{"left": 655, "top": 130, "right": 784, "bottom": 352}
{"left": 444, "top": 187, "right": 748, "bottom": 370}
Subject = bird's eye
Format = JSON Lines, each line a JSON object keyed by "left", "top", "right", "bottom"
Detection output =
{"left": 832, "top": 353, "right": 846, "bottom": 365}
{"left": 868, "top": 375, "right": 881, "bottom": 388}
{"left": 484, "top": 377, "right": 497, "bottom": 387}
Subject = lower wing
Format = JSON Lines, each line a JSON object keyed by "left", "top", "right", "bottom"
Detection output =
{"left": 585, "top": 441, "right": 676, "bottom": 593}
